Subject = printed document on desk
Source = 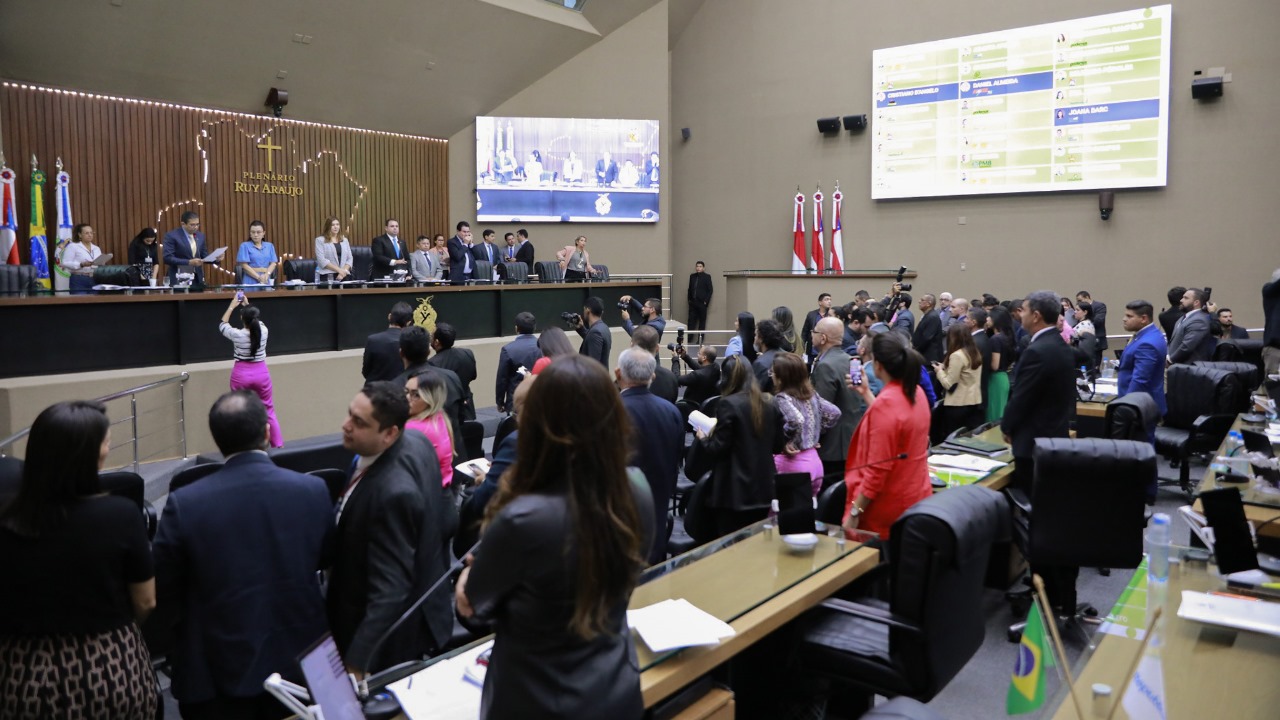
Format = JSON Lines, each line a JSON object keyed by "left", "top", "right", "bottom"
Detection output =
{"left": 387, "top": 640, "right": 492, "bottom": 720}
{"left": 1178, "top": 590, "right": 1280, "bottom": 638}
{"left": 627, "top": 598, "right": 735, "bottom": 653}
{"left": 927, "top": 453, "right": 1007, "bottom": 474}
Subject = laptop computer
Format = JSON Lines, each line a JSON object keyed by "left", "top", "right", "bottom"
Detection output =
{"left": 297, "top": 634, "right": 365, "bottom": 720}
{"left": 1240, "top": 430, "right": 1280, "bottom": 489}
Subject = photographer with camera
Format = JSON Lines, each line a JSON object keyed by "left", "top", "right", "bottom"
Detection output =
{"left": 673, "top": 341, "right": 721, "bottom": 418}
{"left": 567, "top": 296, "right": 612, "bottom": 370}
{"left": 620, "top": 295, "right": 666, "bottom": 338}
{"left": 880, "top": 266, "right": 916, "bottom": 338}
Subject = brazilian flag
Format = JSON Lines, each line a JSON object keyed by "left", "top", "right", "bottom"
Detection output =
{"left": 1007, "top": 599, "right": 1050, "bottom": 714}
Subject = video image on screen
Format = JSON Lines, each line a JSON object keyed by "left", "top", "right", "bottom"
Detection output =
{"left": 871, "top": 5, "right": 1171, "bottom": 200}
{"left": 476, "top": 116, "right": 660, "bottom": 223}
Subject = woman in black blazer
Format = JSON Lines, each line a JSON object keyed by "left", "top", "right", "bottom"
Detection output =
{"left": 685, "top": 355, "right": 782, "bottom": 540}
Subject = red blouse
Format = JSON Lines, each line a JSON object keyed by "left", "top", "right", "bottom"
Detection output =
{"left": 843, "top": 379, "right": 933, "bottom": 539}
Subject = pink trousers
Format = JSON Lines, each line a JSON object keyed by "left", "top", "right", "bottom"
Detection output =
{"left": 231, "top": 360, "right": 284, "bottom": 447}
{"left": 774, "top": 447, "right": 824, "bottom": 497}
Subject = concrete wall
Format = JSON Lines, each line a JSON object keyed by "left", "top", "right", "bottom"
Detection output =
{"left": 669, "top": 0, "right": 1280, "bottom": 332}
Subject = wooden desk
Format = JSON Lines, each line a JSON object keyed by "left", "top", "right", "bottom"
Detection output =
{"left": 1050, "top": 552, "right": 1280, "bottom": 719}
{"left": 1193, "top": 415, "right": 1280, "bottom": 539}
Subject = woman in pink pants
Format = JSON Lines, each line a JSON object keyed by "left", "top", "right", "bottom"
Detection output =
{"left": 219, "top": 294, "right": 283, "bottom": 447}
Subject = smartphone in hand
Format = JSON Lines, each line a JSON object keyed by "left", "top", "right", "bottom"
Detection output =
{"left": 235, "top": 291, "right": 246, "bottom": 303}
{"left": 849, "top": 358, "right": 864, "bottom": 386}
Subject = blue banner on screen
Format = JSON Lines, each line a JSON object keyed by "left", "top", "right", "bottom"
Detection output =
{"left": 476, "top": 117, "right": 660, "bottom": 223}
{"left": 871, "top": 5, "right": 1172, "bottom": 199}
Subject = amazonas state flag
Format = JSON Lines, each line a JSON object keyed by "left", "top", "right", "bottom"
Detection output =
{"left": 1007, "top": 600, "right": 1049, "bottom": 714}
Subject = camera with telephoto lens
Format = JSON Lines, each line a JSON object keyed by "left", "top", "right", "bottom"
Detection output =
{"left": 895, "top": 265, "right": 912, "bottom": 292}
{"left": 666, "top": 328, "right": 686, "bottom": 353}
{"left": 560, "top": 311, "right": 581, "bottom": 325}
{"left": 617, "top": 301, "right": 630, "bottom": 310}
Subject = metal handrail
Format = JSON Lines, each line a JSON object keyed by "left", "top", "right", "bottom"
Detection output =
{"left": 0, "top": 372, "right": 190, "bottom": 471}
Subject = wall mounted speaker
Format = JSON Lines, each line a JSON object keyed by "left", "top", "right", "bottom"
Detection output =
{"left": 816, "top": 117, "right": 841, "bottom": 134}
{"left": 842, "top": 114, "right": 867, "bottom": 131}
{"left": 681, "top": 127, "right": 691, "bottom": 141}
{"left": 1191, "top": 77, "right": 1223, "bottom": 100}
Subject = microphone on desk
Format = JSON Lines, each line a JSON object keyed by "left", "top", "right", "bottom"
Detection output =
{"left": 357, "top": 541, "right": 480, "bottom": 718}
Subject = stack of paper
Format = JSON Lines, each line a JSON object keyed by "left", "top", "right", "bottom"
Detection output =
{"left": 1178, "top": 590, "right": 1280, "bottom": 638}
{"left": 387, "top": 640, "right": 493, "bottom": 720}
{"left": 927, "top": 453, "right": 1007, "bottom": 473}
{"left": 687, "top": 410, "right": 717, "bottom": 436}
{"left": 627, "top": 598, "right": 735, "bottom": 652}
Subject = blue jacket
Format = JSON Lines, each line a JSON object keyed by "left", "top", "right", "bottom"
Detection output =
{"left": 1117, "top": 323, "right": 1168, "bottom": 417}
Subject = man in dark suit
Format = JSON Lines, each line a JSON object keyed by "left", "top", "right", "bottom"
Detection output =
{"left": 687, "top": 261, "right": 713, "bottom": 344}
{"left": 811, "top": 318, "right": 866, "bottom": 483}
{"left": 801, "top": 293, "right": 833, "bottom": 362}
{"left": 617, "top": 348, "right": 685, "bottom": 562}
{"left": 363, "top": 302, "right": 413, "bottom": 382}
{"left": 496, "top": 312, "right": 541, "bottom": 414}
{"left": 912, "top": 293, "right": 945, "bottom": 365}
{"left": 675, "top": 344, "right": 720, "bottom": 416}
{"left": 470, "top": 229, "right": 500, "bottom": 281}
{"left": 330, "top": 382, "right": 455, "bottom": 675}
{"left": 154, "top": 391, "right": 333, "bottom": 719}
{"left": 1158, "top": 286, "right": 1186, "bottom": 341}
{"left": 1167, "top": 287, "right": 1214, "bottom": 365}
{"left": 595, "top": 151, "right": 618, "bottom": 187}
{"left": 966, "top": 307, "right": 992, "bottom": 416}
{"left": 162, "top": 210, "right": 208, "bottom": 285}
{"left": 574, "top": 296, "right": 612, "bottom": 369}
{"left": 394, "top": 326, "right": 466, "bottom": 455}
{"left": 370, "top": 218, "right": 410, "bottom": 279}
{"left": 428, "top": 322, "right": 477, "bottom": 421}
{"left": 752, "top": 319, "right": 786, "bottom": 392}
{"left": 1216, "top": 308, "right": 1250, "bottom": 340}
{"left": 445, "top": 221, "right": 474, "bottom": 286}
{"left": 1076, "top": 290, "right": 1108, "bottom": 360}
{"left": 1001, "top": 292, "right": 1077, "bottom": 494}
{"left": 514, "top": 228, "right": 536, "bottom": 274}
{"left": 630, "top": 325, "right": 678, "bottom": 405}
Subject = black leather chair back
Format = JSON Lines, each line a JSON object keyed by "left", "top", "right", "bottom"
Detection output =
{"left": 1029, "top": 438, "right": 1151, "bottom": 569}
{"left": 0, "top": 265, "right": 39, "bottom": 295}
{"left": 284, "top": 258, "right": 318, "bottom": 282}
{"left": 1212, "top": 342, "right": 1244, "bottom": 362}
{"left": 592, "top": 264, "right": 610, "bottom": 281}
{"left": 0, "top": 456, "right": 23, "bottom": 506}
{"left": 471, "top": 260, "right": 493, "bottom": 284}
{"left": 1194, "top": 360, "right": 1260, "bottom": 408}
{"left": 461, "top": 421, "right": 485, "bottom": 462}
{"left": 99, "top": 470, "right": 158, "bottom": 540}
{"left": 492, "top": 415, "right": 517, "bottom": 451}
{"left": 497, "top": 262, "right": 528, "bottom": 284}
{"left": 169, "top": 462, "right": 224, "bottom": 494}
{"left": 816, "top": 481, "right": 847, "bottom": 526}
{"left": 1164, "top": 365, "right": 1238, "bottom": 430}
{"left": 698, "top": 395, "right": 721, "bottom": 417}
{"left": 1104, "top": 392, "right": 1160, "bottom": 441}
{"left": 535, "top": 260, "right": 563, "bottom": 283}
{"left": 350, "top": 245, "right": 373, "bottom": 280}
{"left": 887, "top": 485, "right": 1006, "bottom": 695}
{"left": 308, "top": 468, "right": 349, "bottom": 504}
{"left": 269, "top": 439, "right": 352, "bottom": 475}
{"left": 92, "top": 265, "right": 143, "bottom": 287}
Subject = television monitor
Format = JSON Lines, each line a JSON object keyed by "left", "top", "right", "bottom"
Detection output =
{"left": 871, "top": 5, "right": 1172, "bottom": 199}
{"left": 476, "top": 116, "right": 660, "bottom": 223}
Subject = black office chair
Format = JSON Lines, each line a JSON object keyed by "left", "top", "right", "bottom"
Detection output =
{"left": 0, "top": 264, "right": 39, "bottom": 295}
{"left": 492, "top": 415, "right": 517, "bottom": 451}
{"left": 1154, "top": 364, "right": 1238, "bottom": 497}
{"left": 1105, "top": 391, "right": 1161, "bottom": 505}
{"left": 793, "top": 485, "right": 1007, "bottom": 714}
{"left": 1006, "top": 438, "right": 1152, "bottom": 641}
{"left": 1211, "top": 341, "right": 1245, "bottom": 362}
{"left": 496, "top": 261, "right": 528, "bottom": 284}
{"left": 98, "top": 471, "right": 158, "bottom": 540}
{"left": 470, "top": 259, "right": 493, "bottom": 285}
{"left": 307, "top": 468, "right": 349, "bottom": 505}
{"left": 817, "top": 480, "right": 847, "bottom": 526}
{"left": 534, "top": 260, "right": 563, "bottom": 284}
{"left": 92, "top": 265, "right": 142, "bottom": 287}
{"left": 284, "top": 258, "right": 318, "bottom": 283}
{"left": 168, "top": 462, "right": 223, "bottom": 494}
{"left": 1193, "top": 360, "right": 1261, "bottom": 409}
{"left": 349, "top": 245, "right": 373, "bottom": 281}
{"left": 698, "top": 394, "right": 721, "bottom": 417}
{"left": 591, "top": 264, "right": 610, "bottom": 281}
{"left": 461, "top": 421, "right": 485, "bottom": 462}
{"left": 268, "top": 439, "right": 351, "bottom": 475}
{"left": 0, "top": 456, "right": 24, "bottom": 506}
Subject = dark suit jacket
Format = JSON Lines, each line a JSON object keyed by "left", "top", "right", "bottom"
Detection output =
{"left": 687, "top": 272, "right": 713, "bottom": 309}
{"left": 1168, "top": 309, "right": 1213, "bottom": 364}
{"left": 496, "top": 334, "right": 541, "bottom": 410}
{"left": 455, "top": 431, "right": 517, "bottom": 557}
{"left": 153, "top": 453, "right": 333, "bottom": 702}
{"left": 1000, "top": 330, "right": 1076, "bottom": 458}
{"left": 912, "top": 310, "right": 945, "bottom": 364}
{"left": 1158, "top": 307, "right": 1183, "bottom": 341}
{"left": 429, "top": 347, "right": 478, "bottom": 421}
{"left": 470, "top": 241, "right": 500, "bottom": 268}
{"left": 650, "top": 366, "right": 679, "bottom": 405}
{"left": 370, "top": 234, "right": 407, "bottom": 279}
{"left": 686, "top": 392, "right": 782, "bottom": 512}
{"left": 812, "top": 347, "right": 865, "bottom": 464}
{"left": 621, "top": 387, "right": 685, "bottom": 562}
{"left": 1091, "top": 301, "right": 1109, "bottom": 350}
{"left": 677, "top": 358, "right": 720, "bottom": 407}
{"left": 514, "top": 241, "right": 535, "bottom": 274}
{"left": 446, "top": 234, "right": 471, "bottom": 286}
{"left": 327, "top": 432, "right": 454, "bottom": 672}
{"left": 162, "top": 227, "right": 208, "bottom": 285}
{"left": 891, "top": 308, "right": 915, "bottom": 338}
{"left": 577, "top": 319, "right": 612, "bottom": 369}
{"left": 753, "top": 348, "right": 781, "bottom": 393}
{"left": 972, "top": 329, "right": 992, "bottom": 409}
{"left": 362, "top": 327, "right": 404, "bottom": 382}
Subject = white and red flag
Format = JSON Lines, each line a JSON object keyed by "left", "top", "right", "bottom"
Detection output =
{"left": 0, "top": 163, "right": 18, "bottom": 265}
{"left": 811, "top": 187, "right": 825, "bottom": 273}
{"left": 792, "top": 189, "right": 806, "bottom": 273}
{"left": 830, "top": 184, "right": 845, "bottom": 273}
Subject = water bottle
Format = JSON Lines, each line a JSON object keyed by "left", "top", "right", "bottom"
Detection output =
{"left": 1146, "top": 513, "right": 1171, "bottom": 630}
{"left": 1220, "top": 430, "right": 1247, "bottom": 473}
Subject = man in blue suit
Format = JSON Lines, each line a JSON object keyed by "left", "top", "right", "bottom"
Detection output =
{"left": 617, "top": 348, "right": 684, "bottom": 562}
{"left": 1117, "top": 299, "right": 1168, "bottom": 418}
{"left": 162, "top": 210, "right": 209, "bottom": 285}
{"left": 154, "top": 391, "right": 334, "bottom": 720}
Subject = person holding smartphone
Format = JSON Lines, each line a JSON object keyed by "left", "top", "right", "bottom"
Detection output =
{"left": 219, "top": 293, "right": 283, "bottom": 447}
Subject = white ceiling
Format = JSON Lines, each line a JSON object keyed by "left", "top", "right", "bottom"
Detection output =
{"left": 0, "top": 0, "right": 671, "bottom": 137}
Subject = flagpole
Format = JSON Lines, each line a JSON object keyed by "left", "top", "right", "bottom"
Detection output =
{"left": 1032, "top": 575, "right": 1086, "bottom": 720}
{"left": 1104, "top": 606, "right": 1163, "bottom": 720}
